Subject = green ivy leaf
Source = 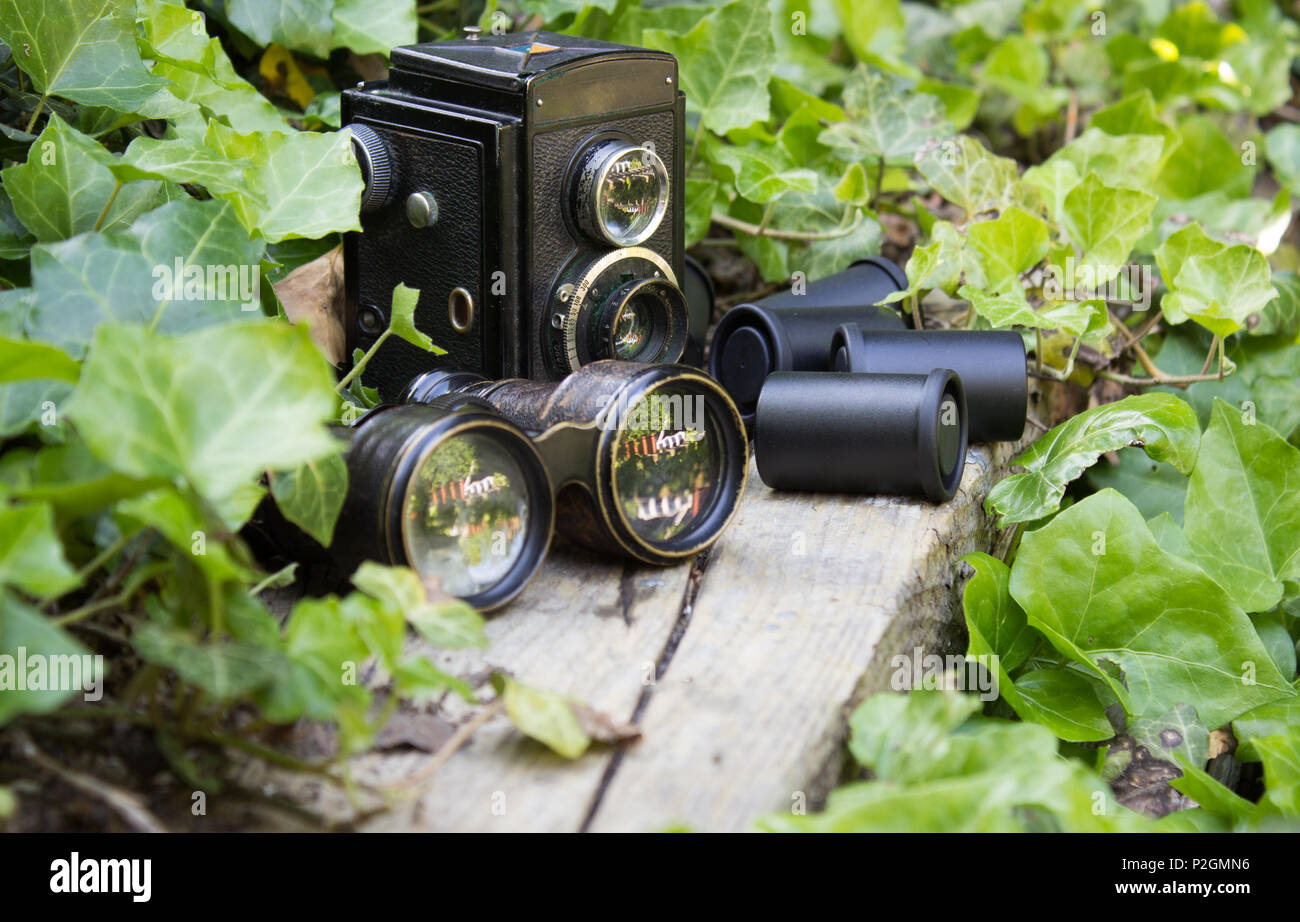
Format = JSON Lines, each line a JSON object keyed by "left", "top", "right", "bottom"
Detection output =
{"left": 133, "top": 621, "right": 281, "bottom": 700}
{"left": 646, "top": 0, "right": 774, "bottom": 136}
{"left": 0, "top": 592, "right": 93, "bottom": 725}
{"left": 351, "top": 561, "right": 487, "bottom": 649}
{"left": 817, "top": 67, "right": 950, "bottom": 166}
{"left": 847, "top": 689, "right": 981, "bottom": 783}
{"left": 1170, "top": 753, "right": 1256, "bottom": 825}
{"left": 961, "top": 552, "right": 1113, "bottom": 742}
{"left": 1252, "top": 732, "right": 1300, "bottom": 818}
{"left": 1130, "top": 702, "right": 1210, "bottom": 769}
{"left": 1044, "top": 128, "right": 1165, "bottom": 191}
{"left": 986, "top": 393, "right": 1200, "bottom": 525}
{"left": 0, "top": 0, "right": 165, "bottom": 111}
{"left": 206, "top": 124, "right": 362, "bottom": 242}
{"left": 1090, "top": 89, "right": 1177, "bottom": 154}
{"left": 1085, "top": 446, "right": 1188, "bottom": 524}
{"left": 711, "top": 145, "right": 817, "bottom": 204}
{"left": 1233, "top": 698, "right": 1300, "bottom": 761}
{"left": 1061, "top": 173, "right": 1157, "bottom": 284}
{"left": 0, "top": 116, "right": 160, "bottom": 243}
{"left": 1183, "top": 399, "right": 1300, "bottom": 612}
{"left": 761, "top": 690, "right": 1138, "bottom": 832}
{"left": 68, "top": 322, "right": 338, "bottom": 506}
{"left": 24, "top": 198, "right": 265, "bottom": 358}
{"left": 0, "top": 338, "right": 79, "bottom": 384}
{"left": 388, "top": 282, "right": 440, "bottom": 353}
{"left": 683, "top": 176, "right": 718, "bottom": 246}
{"left": 110, "top": 135, "right": 253, "bottom": 200}
{"left": 269, "top": 452, "right": 348, "bottom": 548}
{"left": 331, "top": 0, "right": 416, "bottom": 55}
{"left": 0, "top": 502, "right": 79, "bottom": 597}
{"left": 960, "top": 286, "right": 1099, "bottom": 336}
{"left": 917, "top": 135, "right": 1019, "bottom": 218}
{"left": 1009, "top": 489, "right": 1294, "bottom": 727}
{"left": 967, "top": 206, "right": 1049, "bottom": 293}
{"left": 226, "top": 0, "right": 334, "bottom": 60}
{"left": 1155, "top": 115, "right": 1253, "bottom": 202}
{"left": 492, "top": 672, "right": 591, "bottom": 759}
{"left": 961, "top": 552, "right": 1035, "bottom": 673}
{"left": 1156, "top": 225, "right": 1277, "bottom": 337}
{"left": 117, "top": 487, "right": 256, "bottom": 578}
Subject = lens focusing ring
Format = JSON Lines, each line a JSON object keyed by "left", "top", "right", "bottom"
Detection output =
{"left": 347, "top": 123, "right": 394, "bottom": 213}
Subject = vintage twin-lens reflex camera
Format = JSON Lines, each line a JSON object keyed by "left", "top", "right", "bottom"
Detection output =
{"left": 342, "top": 29, "right": 695, "bottom": 400}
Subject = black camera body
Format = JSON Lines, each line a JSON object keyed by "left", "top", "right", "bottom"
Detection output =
{"left": 342, "top": 30, "right": 689, "bottom": 401}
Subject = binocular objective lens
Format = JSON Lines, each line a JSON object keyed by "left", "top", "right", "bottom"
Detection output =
{"left": 937, "top": 395, "right": 962, "bottom": 478}
{"left": 401, "top": 432, "right": 534, "bottom": 598}
{"left": 611, "top": 384, "right": 724, "bottom": 547}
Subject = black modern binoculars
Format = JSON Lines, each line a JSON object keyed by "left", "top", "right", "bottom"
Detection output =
{"left": 328, "top": 361, "right": 749, "bottom": 609}
{"left": 703, "top": 257, "right": 1029, "bottom": 504}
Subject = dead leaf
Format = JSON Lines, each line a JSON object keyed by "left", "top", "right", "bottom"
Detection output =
{"left": 274, "top": 244, "right": 346, "bottom": 365}
{"left": 571, "top": 704, "right": 641, "bottom": 745}
{"left": 373, "top": 706, "right": 457, "bottom": 753}
{"left": 348, "top": 52, "right": 389, "bottom": 83}
{"left": 259, "top": 44, "right": 316, "bottom": 110}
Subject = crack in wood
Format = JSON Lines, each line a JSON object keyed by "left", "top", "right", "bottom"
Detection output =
{"left": 577, "top": 546, "right": 715, "bottom": 831}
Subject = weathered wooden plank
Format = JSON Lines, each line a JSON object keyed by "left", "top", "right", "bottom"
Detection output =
{"left": 355, "top": 543, "right": 693, "bottom": 832}
{"left": 267, "top": 439, "right": 1017, "bottom": 832}
{"left": 584, "top": 443, "right": 1018, "bottom": 832}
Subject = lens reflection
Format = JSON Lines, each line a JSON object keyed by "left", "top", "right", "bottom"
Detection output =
{"left": 611, "top": 384, "right": 723, "bottom": 546}
{"left": 402, "top": 432, "right": 531, "bottom": 597}
{"left": 597, "top": 148, "right": 667, "bottom": 245}
{"left": 611, "top": 299, "right": 651, "bottom": 360}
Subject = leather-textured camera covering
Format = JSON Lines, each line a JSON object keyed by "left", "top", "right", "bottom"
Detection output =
{"left": 342, "top": 31, "right": 686, "bottom": 402}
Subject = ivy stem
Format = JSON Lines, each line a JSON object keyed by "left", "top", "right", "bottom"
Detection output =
{"left": 53, "top": 587, "right": 134, "bottom": 627}
{"left": 92, "top": 181, "right": 123, "bottom": 233}
{"left": 38, "top": 532, "right": 131, "bottom": 610}
{"left": 709, "top": 211, "right": 864, "bottom": 241}
{"left": 24, "top": 96, "right": 44, "bottom": 134}
{"left": 755, "top": 201, "right": 776, "bottom": 236}
{"left": 335, "top": 327, "right": 393, "bottom": 394}
{"left": 1198, "top": 336, "right": 1218, "bottom": 375}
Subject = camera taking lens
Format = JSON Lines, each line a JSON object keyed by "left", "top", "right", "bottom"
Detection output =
{"left": 404, "top": 361, "right": 748, "bottom": 564}
{"left": 548, "top": 249, "right": 690, "bottom": 375}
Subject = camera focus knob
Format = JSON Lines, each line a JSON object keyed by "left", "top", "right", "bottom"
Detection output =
{"left": 348, "top": 123, "right": 394, "bottom": 212}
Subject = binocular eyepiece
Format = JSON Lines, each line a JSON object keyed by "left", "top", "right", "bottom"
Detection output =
{"left": 328, "top": 362, "right": 748, "bottom": 609}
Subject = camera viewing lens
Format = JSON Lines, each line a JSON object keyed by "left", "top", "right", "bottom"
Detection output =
{"left": 572, "top": 140, "right": 670, "bottom": 247}
{"left": 401, "top": 431, "right": 534, "bottom": 598}
{"left": 605, "top": 378, "right": 742, "bottom": 553}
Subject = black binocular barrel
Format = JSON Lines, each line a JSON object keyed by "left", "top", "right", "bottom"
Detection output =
{"left": 754, "top": 370, "right": 968, "bottom": 503}
{"left": 681, "top": 254, "right": 715, "bottom": 367}
{"left": 708, "top": 257, "right": 909, "bottom": 426}
{"left": 830, "top": 325, "right": 1028, "bottom": 443}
